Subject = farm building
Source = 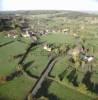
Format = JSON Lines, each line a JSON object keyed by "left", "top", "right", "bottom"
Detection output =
{"left": 43, "top": 44, "right": 52, "bottom": 52}
{"left": 7, "top": 30, "right": 18, "bottom": 39}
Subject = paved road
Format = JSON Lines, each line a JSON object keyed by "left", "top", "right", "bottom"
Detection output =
{"left": 31, "top": 56, "right": 58, "bottom": 97}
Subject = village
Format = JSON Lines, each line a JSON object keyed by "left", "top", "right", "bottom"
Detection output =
{"left": 0, "top": 10, "right": 98, "bottom": 100}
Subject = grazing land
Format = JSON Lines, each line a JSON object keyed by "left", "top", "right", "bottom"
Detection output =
{"left": 0, "top": 10, "right": 98, "bottom": 100}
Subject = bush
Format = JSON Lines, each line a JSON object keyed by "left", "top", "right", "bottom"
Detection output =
{"left": 78, "top": 83, "right": 87, "bottom": 93}
{"left": 0, "top": 76, "right": 7, "bottom": 84}
{"left": 93, "top": 97, "right": 98, "bottom": 100}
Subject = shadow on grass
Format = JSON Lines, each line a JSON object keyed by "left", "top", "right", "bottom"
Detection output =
{"left": 0, "top": 40, "right": 14, "bottom": 47}
{"left": 35, "top": 79, "right": 59, "bottom": 100}
{"left": 48, "top": 57, "right": 58, "bottom": 78}
{"left": 13, "top": 53, "right": 24, "bottom": 59}
{"left": 82, "top": 71, "right": 98, "bottom": 94}
{"left": 67, "top": 68, "right": 79, "bottom": 87}
{"left": 26, "top": 56, "right": 58, "bottom": 100}
{"left": 18, "top": 41, "right": 45, "bottom": 65}
{"left": 6, "top": 71, "right": 23, "bottom": 81}
{"left": 6, "top": 60, "right": 37, "bottom": 81}
{"left": 22, "top": 60, "right": 39, "bottom": 79}
{"left": 0, "top": 96, "right": 10, "bottom": 100}
{"left": 58, "top": 66, "right": 72, "bottom": 81}
{"left": 22, "top": 60, "right": 34, "bottom": 70}
{"left": 59, "top": 69, "right": 68, "bottom": 81}
{"left": 25, "top": 71, "right": 39, "bottom": 79}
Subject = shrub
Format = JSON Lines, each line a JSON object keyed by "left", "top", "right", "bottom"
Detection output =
{"left": 0, "top": 76, "right": 7, "bottom": 84}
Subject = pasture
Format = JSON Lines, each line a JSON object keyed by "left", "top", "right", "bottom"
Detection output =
{"left": 0, "top": 32, "right": 98, "bottom": 100}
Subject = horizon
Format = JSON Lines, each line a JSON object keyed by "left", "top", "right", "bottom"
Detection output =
{"left": 0, "top": 9, "right": 98, "bottom": 12}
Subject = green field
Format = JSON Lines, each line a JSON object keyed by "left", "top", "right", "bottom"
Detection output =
{"left": 48, "top": 81, "right": 92, "bottom": 100}
{"left": 0, "top": 75, "right": 36, "bottom": 100}
{"left": 1, "top": 10, "right": 98, "bottom": 100}
{"left": 0, "top": 33, "right": 98, "bottom": 100}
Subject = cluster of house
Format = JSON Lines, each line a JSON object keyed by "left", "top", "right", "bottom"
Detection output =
{"left": 21, "top": 29, "right": 32, "bottom": 38}
{"left": 83, "top": 55, "right": 94, "bottom": 63}
{"left": 68, "top": 45, "right": 94, "bottom": 63}
{"left": 6, "top": 28, "right": 79, "bottom": 39}
{"left": 7, "top": 30, "right": 18, "bottom": 39}
{"left": 7, "top": 29, "right": 35, "bottom": 38}
{"left": 7, "top": 29, "right": 39, "bottom": 44}
{"left": 47, "top": 28, "right": 69, "bottom": 34}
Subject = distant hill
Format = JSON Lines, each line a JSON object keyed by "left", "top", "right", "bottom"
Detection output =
{"left": 50, "top": 11, "right": 98, "bottom": 18}
{"left": 0, "top": 10, "right": 98, "bottom": 18}
{"left": 0, "top": 10, "right": 64, "bottom": 15}
{"left": 83, "top": 11, "right": 98, "bottom": 15}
